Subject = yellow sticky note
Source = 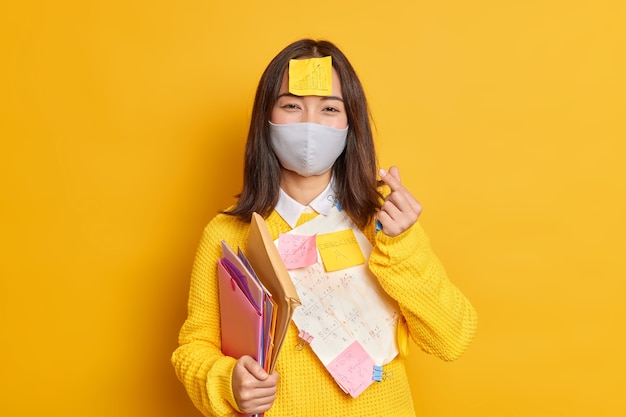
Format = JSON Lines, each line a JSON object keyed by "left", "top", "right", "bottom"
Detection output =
{"left": 289, "top": 56, "right": 332, "bottom": 96}
{"left": 316, "top": 228, "right": 365, "bottom": 272}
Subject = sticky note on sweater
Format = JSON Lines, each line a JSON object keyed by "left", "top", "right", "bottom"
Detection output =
{"left": 316, "top": 228, "right": 365, "bottom": 271}
{"left": 278, "top": 233, "right": 318, "bottom": 270}
{"left": 326, "top": 340, "right": 375, "bottom": 398}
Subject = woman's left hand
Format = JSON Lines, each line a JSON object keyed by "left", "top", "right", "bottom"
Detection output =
{"left": 377, "top": 166, "right": 422, "bottom": 237}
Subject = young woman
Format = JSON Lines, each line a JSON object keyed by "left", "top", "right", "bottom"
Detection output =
{"left": 172, "top": 38, "right": 477, "bottom": 417}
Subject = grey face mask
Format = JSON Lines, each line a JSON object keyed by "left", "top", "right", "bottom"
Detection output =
{"left": 269, "top": 121, "right": 348, "bottom": 177}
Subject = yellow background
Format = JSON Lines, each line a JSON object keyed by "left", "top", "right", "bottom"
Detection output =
{"left": 1, "top": 1, "right": 624, "bottom": 416}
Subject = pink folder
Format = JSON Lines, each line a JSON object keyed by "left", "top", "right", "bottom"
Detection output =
{"left": 217, "top": 258, "right": 263, "bottom": 362}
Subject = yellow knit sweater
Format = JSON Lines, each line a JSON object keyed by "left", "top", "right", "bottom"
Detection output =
{"left": 172, "top": 208, "right": 477, "bottom": 417}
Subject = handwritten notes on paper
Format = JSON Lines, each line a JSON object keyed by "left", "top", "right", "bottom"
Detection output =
{"left": 290, "top": 261, "right": 399, "bottom": 363}
{"left": 317, "top": 229, "right": 366, "bottom": 272}
{"left": 327, "top": 340, "right": 375, "bottom": 398}
{"left": 276, "top": 207, "right": 401, "bottom": 397}
{"left": 278, "top": 233, "right": 318, "bottom": 270}
{"left": 289, "top": 56, "right": 332, "bottom": 96}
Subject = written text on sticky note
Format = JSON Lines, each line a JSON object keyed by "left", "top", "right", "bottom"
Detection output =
{"left": 316, "top": 228, "right": 365, "bottom": 272}
{"left": 278, "top": 233, "right": 318, "bottom": 270}
{"left": 326, "top": 340, "right": 375, "bottom": 398}
{"left": 289, "top": 56, "right": 332, "bottom": 96}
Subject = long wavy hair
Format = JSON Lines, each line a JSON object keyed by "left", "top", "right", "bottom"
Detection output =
{"left": 225, "top": 39, "right": 381, "bottom": 229}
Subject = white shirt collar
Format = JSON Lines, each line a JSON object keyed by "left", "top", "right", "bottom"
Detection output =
{"left": 275, "top": 177, "right": 338, "bottom": 228}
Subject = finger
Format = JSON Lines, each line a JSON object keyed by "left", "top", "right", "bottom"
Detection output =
{"left": 381, "top": 167, "right": 422, "bottom": 213}
{"left": 380, "top": 199, "right": 403, "bottom": 222}
{"left": 255, "top": 371, "right": 279, "bottom": 389}
{"left": 245, "top": 394, "right": 277, "bottom": 415}
{"left": 240, "top": 394, "right": 276, "bottom": 415}
{"left": 378, "top": 168, "right": 404, "bottom": 192}
{"left": 388, "top": 165, "right": 401, "bottom": 182}
{"left": 384, "top": 187, "right": 410, "bottom": 211}
{"left": 380, "top": 199, "right": 417, "bottom": 227}
{"left": 376, "top": 209, "right": 392, "bottom": 228}
{"left": 237, "top": 375, "right": 279, "bottom": 414}
{"left": 245, "top": 384, "right": 277, "bottom": 401}
{"left": 239, "top": 355, "right": 268, "bottom": 381}
{"left": 377, "top": 210, "right": 402, "bottom": 237}
{"left": 386, "top": 187, "right": 422, "bottom": 215}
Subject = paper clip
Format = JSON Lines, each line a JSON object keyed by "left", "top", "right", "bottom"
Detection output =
{"left": 372, "top": 365, "right": 383, "bottom": 382}
{"left": 295, "top": 330, "right": 314, "bottom": 351}
{"left": 373, "top": 365, "right": 394, "bottom": 382}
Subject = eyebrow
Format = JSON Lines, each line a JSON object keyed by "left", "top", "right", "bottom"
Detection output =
{"left": 276, "top": 92, "right": 344, "bottom": 102}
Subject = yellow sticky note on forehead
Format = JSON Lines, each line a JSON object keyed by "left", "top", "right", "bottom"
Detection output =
{"left": 316, "top": 228, "right": 366, "bottom": 272}
{"left": 289, "top": 56, "right": 333, "bottom": 96}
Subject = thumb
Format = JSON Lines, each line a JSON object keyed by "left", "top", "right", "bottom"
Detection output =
{"left": 239, "top": 355, "right": 268, "bottom": 380}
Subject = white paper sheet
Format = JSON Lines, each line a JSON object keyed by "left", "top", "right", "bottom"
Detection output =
{"left": 277, "top": 207, "right": 400, "bottom": 368}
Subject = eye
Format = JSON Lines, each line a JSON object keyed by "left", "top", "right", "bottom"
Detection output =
{"left": 323, "top": 106, "right": 340, "bottom": 113}
{"left": 281, "top": 103, "right": 301, "bottom": 110}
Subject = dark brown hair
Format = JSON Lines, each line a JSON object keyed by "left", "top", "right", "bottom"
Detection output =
{"left": 225, "top": 39, "right": 381, "bottom": 229}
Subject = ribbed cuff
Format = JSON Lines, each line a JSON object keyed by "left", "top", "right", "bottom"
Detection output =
{"left": 208, "top": 355, "right": 242, "bottom": 414}
{"left": 374, "top": 222, "right": 426, "bottom": 264}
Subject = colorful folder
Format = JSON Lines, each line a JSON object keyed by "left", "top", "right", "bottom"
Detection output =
{"left": 217, "top": 257, "right": 264, "bottom": 362}
{"left": 217, "top": 213, "right": 301, "bottom": 372}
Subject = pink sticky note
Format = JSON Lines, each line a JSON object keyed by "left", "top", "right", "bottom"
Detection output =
{"left": 326, "top": 341, "right": 375, "bottom": 398}
{"left": 278, "top": 234, "right": 318, "bottom": 270}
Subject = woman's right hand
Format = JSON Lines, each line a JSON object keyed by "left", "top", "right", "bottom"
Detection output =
{"left": 232, "top": 355, "right": 279, "bottom": 415}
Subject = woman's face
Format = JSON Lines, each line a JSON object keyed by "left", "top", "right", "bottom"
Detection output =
{"left": 270, "top": 68, "right": 348, "bottom": 129}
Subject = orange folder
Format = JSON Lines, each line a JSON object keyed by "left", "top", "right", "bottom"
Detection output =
{"left": 245, "top": 213, "right": 301, "bottom": 372}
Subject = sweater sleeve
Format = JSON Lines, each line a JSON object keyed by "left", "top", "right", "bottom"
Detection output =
{"left": 171, "top": 223, "right": 242, "bottom": 417}
{"left": 368, "top": 222, "right": 477, "bottom": 361}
